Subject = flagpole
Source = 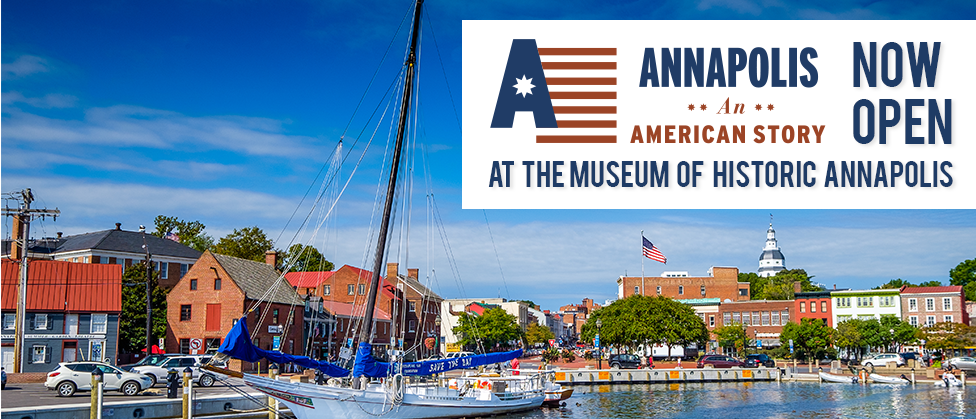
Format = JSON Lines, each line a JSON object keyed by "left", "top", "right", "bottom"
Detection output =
{"left": 640, "top": 230, "right": 645, "bottom": 297}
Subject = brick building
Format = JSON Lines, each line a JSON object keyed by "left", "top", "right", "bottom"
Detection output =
{"left": 165, "top": 250, "right": 304, "bottom": 372}
{"left": 1, "top": 260, "right": 122, "bottom": 373}
{"left": 795, "top": 290, "right": 834, "bottom": 327}
{"left": 2, "top": 223, "right": 201, "bottom": 290}
{"left": 617, "top": 267, "right": 750, "bottom": 301}
{"left": 717, "top": 300, "right": 794, "bottom": 350}
{"left": 900, "top": 286, "right": 968, "bottom": 327}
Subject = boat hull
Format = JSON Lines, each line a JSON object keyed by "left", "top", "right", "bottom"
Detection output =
{"left": 245, "top": 374, "right": 546, "bottom": 419}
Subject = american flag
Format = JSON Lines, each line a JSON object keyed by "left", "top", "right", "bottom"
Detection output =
{"left": 642, "top": 236, "right": 667, "bottom": 264}
{"left": 164, "top": 232, "right": 180, "bottom": 243}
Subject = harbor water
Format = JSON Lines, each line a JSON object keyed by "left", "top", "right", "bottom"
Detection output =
{"left": 502, "top": 382, "right": 974, "bottom": 418}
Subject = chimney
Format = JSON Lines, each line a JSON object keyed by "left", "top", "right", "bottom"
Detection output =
{"left": 265, "top": 250, "right": 278, "bottom": 267}
{"left": 408, "top": 268, "right": 419, "bottom": 279}
{"left": 793, "top": 281, "right": 802, "bottom": 294}
{"left": 56, "top": 232, "right": 63, "bottom": 239}
{"left": 10, "top": 215, "right": 23, "bottom": 260}
{"left": 387, "top": 262, "right": 399, "bottom": 280}
{"left": 115, "top": 222, "right": 122, "bottom": 231}
{"left": 833, "top": 284, "right": 837, "bottom": 290}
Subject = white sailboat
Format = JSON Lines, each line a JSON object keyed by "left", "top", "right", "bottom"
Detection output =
{"left": 209, "top": 0, "right": 550, "bottom": 417}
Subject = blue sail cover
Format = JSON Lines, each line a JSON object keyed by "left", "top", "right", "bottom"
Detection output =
{"left": 352, "top": 342, "right": 524, "bottom": 378}
{"left": 218, "top": 317, "right": 350, "bottom": 377}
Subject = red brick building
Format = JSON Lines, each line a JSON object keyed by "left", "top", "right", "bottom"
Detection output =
{"left": 900, "top": 286, "right": 968, "bottom": 327}
{"left": 718, "top": 300, "right": 794, "bottom": 351}
{"left": 794, "top": 290, "right": 834, "bottom": 327}
{"left": 166, "top": 250, "right": 305, "bottom": 372}
{"left": 617, "top": 267, "right": 750, "bottom": 301}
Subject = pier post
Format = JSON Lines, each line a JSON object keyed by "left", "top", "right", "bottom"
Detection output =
{"left": 90, "top": 368, "right": 103, "bottom": 419}
{"left": 962, "top": 370, "right": 966, "bottom": 387}
{"left": 269, "top": 364, "right": 279, "bottom": 419}
{"left": 818, "top": 367, "right": 822, "bottom": 383}
{"left": 182, "top": 367, "right": 193, "bottom": 419}
{"left": 911, "top": 368, "right": 915, "bottom": 385}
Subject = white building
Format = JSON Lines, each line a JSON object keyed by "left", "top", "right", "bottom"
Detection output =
{"left": 831, "top": 289, "right": 902, "bottom": 325}
{"left": 439, "top": 298, "right": 531, "bottom": 352}
{"left": 758, "top": 221, "right": 786, "bottom": 277}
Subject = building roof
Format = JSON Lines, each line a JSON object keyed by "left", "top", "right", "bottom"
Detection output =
{"left": 3, "top": 227, "right": 203, "bottom": 260}
{"left": 759, "top": 249, "right": 785, "bottom": 261}
{"left": 393, "top": 273, "right": 443, "bottom": 301}
{"left": 678, "top": 298, "right": 722, "bottom": 306}
{"left": 1, "top": 259, "right": 122, "bottom": 312}
{"left": 211, "top": 252, "right": 304, "bottom": 306}
{"left": 901, "top": 286, "right": 964, "bottom": 294}
{"left": 284, "top": 271, "right": 335, "bottom": 288}
{"left": 322, "top": 300, "right": 391, "bottom": 320}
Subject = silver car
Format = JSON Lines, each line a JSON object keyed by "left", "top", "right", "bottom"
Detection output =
{"left": 45, "top": 362, "right": 153, "bottom": 397}
{"left": 860, "top": 353, "right": 905, "bottom": 368}
{"left": 948, "top": 356, "right": 976, "bottom": 371}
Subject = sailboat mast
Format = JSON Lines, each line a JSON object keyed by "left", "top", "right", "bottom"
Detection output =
{"left": 358, "top": 0, "right": 424, "bottom": 348}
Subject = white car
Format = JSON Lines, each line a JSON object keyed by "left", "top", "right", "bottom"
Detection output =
{"left": 46, "top": 362, "right": 153, "bottom": 397}
{"left": 132, "top": 355, "right": 226, "bottom": 387}
{"left": 860, "top": 353, "right": 905, "bottom": 368}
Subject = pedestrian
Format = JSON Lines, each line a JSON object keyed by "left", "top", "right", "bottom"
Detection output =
{"left": 511, "top": 357, "right": 520, "bottom": 375}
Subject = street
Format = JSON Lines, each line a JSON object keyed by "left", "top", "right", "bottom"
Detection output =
{"left": 0, "top": 377, "right": 254, "bottom": 409}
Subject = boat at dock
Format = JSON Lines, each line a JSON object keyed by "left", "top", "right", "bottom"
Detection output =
{"left": 819, "top": 372, "right": 858, "bottom": 383}
{"left": 869, "top": 373, "right": 910, "bottom": 384}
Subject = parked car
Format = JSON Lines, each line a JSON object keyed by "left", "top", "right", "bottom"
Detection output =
{"left": 947, "top": 356, "right": 976, "bottom": 371}
{"left": 697, "top": 355, "right": 744, "bottom": 368}
{"left": 132, "top": 355, "right": 226, "bottom": 387}
{"left": 45, "top": 362, "right": 153, "bottom": 397}
{"left": 608, "top": 354, "right": 642, "bottom": 369}
{"left": 2, "top": 367, "right": 6, "bottom": 390}
{"left": 119, "top": 353, "right": 180, "bottom": 372}
{"left": 745, "top": 354, "right": 775, "bottom": 368}
{"left": 860, "top": 353, "right": 905, "bottom": 368}
{"left": 899, "top": 352, "right": 919, "bottom": 362}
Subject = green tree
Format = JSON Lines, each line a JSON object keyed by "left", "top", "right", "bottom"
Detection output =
{"left": 917, "top": 280, "right": 944, "bottom": 287}
{"left": 151, "top": 215, "right": 214, "bottom": 252}
{"left": 581, "top": 295, "right": 708, "bottom": 359}
{"left": 738, "top": 269, "right": 820, "bottom": 300}
{"left": 874, "top": 278, "right": 913, "bottom": 290}
{"left": 917, "top": 322, "right": 973, "bottom": 351}
{"left": 781, "top": 318, "right": 833, "bottom": 360}
{"left": 212, "top": 226, "right": 276, "bottom": 262}
{"left": 119, "top": 262, "right": 168, "bottom": 354}
{"left": 950, "top": 258, "right": 976, "bottom": 300}
{"left": 525, "top": 322, "right": 555, "bottom": 346}
{"left": 834, "top": 319, "right": 865, "bottom": 359}
{"left": 879, "top": 315, "right": 918, "bottom": 350}
{"left": 280, "top": 243, "right": 334, "bottom": 272}
{"left": 452, "top": 308, "right": 522, "bottom": 351}
{"left": 713, "top": 323, "right": 750, "bottom": 355}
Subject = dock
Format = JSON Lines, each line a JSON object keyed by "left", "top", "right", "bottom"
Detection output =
{"left": 552, "top": 367, "right": 784, "bottom": 384}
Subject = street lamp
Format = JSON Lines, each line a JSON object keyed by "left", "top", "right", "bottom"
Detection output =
{"left": 596, "top": 319, "right": 603, "bottom": 370}
{"left": 889, "top": 329, "right": 895, "bottom": 352}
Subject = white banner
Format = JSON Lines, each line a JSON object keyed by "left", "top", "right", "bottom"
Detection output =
{"left": 462, "top": 21, "right": 974, "bottom": 209}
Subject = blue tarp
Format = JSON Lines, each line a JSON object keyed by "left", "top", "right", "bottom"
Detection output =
{"left": 218, "top": 317, "right": 350, "bottom": 377}
{"left": 352, "top": 342, "right": 523, "bottom": 378}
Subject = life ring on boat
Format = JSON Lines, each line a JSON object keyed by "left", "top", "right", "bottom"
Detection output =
{"left": 478, "top": 380, "right": 492, "bottom": 390}
{"left": 448, "top": 379, "right": 458, "bottom": 390}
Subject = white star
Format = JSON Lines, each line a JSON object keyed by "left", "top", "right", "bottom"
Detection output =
{"left": 513, "top": 75, "right": 535, "bottom": 98}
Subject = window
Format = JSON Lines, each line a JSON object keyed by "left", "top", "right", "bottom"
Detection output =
{"left": 858, "top": 315, "right": 874, "bottom": 321}
{"left": 909, "top": 298, "right": 918, "bottom": 312}
{"left": 701, "top": 286, "right": 706, "bottom": 297}
{"left": 358, "top": 284, "right": 366, "bottom": 295}
{"left": 821, "top": 301, "right": 827, "bottom": 312}
{"left": 879, "top": 296, "right": 895, "bottom": 307}
{"left": 190, "top": 279, "right": 198, "bottom": 290}
{"left": 709, "top": 315, "right": 715, "bottom": 327}
{"left": 32, "top": 345, "right": 47, "bottom": 363}
{"left": 926, "top": 316, "right": 936, "bottom": 327}
{"left": 179, "top": 339, "right": 191, "bottom": 354}
{"left": 781, "top": 310, "right": 789, "bottom": 324}
{"left": 678, "top": 286, "right": 684, "bottom": 295}
{"left": 634, "top": 286, "right": 639, "bottom": 295}
{"left": 409, "top": 301, "right": 416, "bottom": 312}
{"left": 836, "top": 297, "right": 851, "bottom": 308}
{"left": 180, "top": 264, "right": 189, "bottom": 278}
{"left": 723, "top": 312, "right": 731, "bottom": 325}
{"left": 943, "top": 297, "right": 952, "bottom": 311}
{"left": 944, "top": 315, "right": 953, "bottom": 323}
{"left": 837, "top": 315, "right": 852, "bottom": 322}
{"left": 100, "top": 256, "right": 110, "bottom": 264}
{"left": 273, "top": 309, "right": 280, "bottom": 324}
{"left": 742, "top": 312, "right": 751, "bottom": 326}
{"left": 909, "top": 316, "right": 918, "bottom": 326}
{"left": 214, "top": 278, "right": 221, "bottom": 290}
{"left": 408, "top": 320, "right": 416, "bottom": 332}
{"left": 181, "top": 305, "right": 192, "bottom": 321}
{"left": 656, "top": 286, "right": 661, "bottom": 295}
{"left": 91, "top": 314, "right": 108, "bottom": 334}
{"left": 926, "top": 298, "right": 935, "bottom": 311}
{"left": 732, "top": 312, "right": 741, "bottom": 324}
{"left": 857, "top": 297, "right": 873, "bottom": 308}
{"left": 205, "top": 338, "right": 222, "bottom": 354}
{"left": 739, "top": 288, "right": 748, "bottom": 296}
{"left": 348, "top": 284, "right": 355, "bottom": 295}
{"left": 752, "top": 312, "right": 760, "bottom": 325}
{"left": 323, "top": 285, "right": 331, "bottom": 296}
{"left": 3, "top": 314, "right": 14, "bottom": 330}
{"left": 800, "top": 302, "right": 806, "bottom": 313}
{"left": 34, "top": 313, "right": 48, "bottom": 330}
{"left": 761, "top": 311, "right": 770, "bottom": 326}
{"left": 772, "top": 311, "right": 780, "bottom": 326}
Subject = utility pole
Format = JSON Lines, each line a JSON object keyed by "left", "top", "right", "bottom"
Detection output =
{"left": 2, "top": 188, "right": 59, "bottom": 373}
{"left": 139, "top": 226, "right": 154, "bottom": 356}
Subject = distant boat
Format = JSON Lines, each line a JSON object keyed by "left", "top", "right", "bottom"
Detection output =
{"left": 819, "top": 372, "right": 857, "bottom": 384}
{"left": 868, "top": 373, "right": 910, "bottom": 384}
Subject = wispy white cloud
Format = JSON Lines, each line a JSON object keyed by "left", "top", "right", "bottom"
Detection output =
{"left": 2, "top": 92, "right": 78, "bottom": 108}
{"left": 0, "top": 148, "right": 241, "bottom": 179}
{"left": 2, "top": 55, "right": 50, "bottom": 79}
{"left": 2, "top": 105, "right": 326, "bottom": 158}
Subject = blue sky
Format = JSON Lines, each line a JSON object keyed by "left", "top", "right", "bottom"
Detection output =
{"left": 3, "top": 0, "right": 975, "bottom": 311}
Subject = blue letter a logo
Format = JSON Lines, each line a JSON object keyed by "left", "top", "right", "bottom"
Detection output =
{"left": 490, "top": 39, "right": 558, "bottom": 128}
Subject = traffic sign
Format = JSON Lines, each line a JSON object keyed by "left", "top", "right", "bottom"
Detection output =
{"left": 595, "top": 334, "right": 601, "bottom": 348}
{"left": 189, "top": 338, "right": 203, "bottom": 351}
{"left": 789, "top": 339, "right": 794, "bottom": 354}
{"left": 273, "top": 336, "right": 281, "bottom": 351}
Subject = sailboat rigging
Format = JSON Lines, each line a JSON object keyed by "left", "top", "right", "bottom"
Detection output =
{"left": 209, "top": 1, "right": 560, "bottom": 417}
